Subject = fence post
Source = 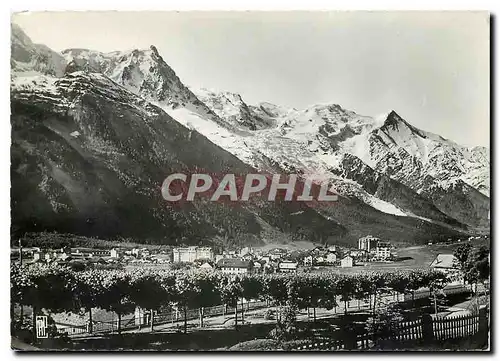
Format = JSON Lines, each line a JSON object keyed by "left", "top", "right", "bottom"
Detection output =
{"left": 478, "top": 306, "right": 488, "bottom": 348}
{"left": 342, "top": 326, "right": 358, "bottom": 350}
{"left": 421, "top": 314, "right": 434, "bottom": 345}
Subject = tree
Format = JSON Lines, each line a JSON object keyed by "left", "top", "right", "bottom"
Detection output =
{"left": 270, "top": 303, "right": 298, "bottom": 341}
{"left": 129, "top": 270, "right": 176, "bottom": 331}
{"left": 465, "top": 246, "right": 490, "bottom": 285}
{"left": 427, "top": 272, "right": 449, "bottom": 316}
{"left": 366, "top": 303, "right": 404, "bottom": 349}
{"left": 320, "top": 274, "right": 339, "bottom": 313}
{"left": 465, "top": 246, "right": 490, "bottom": 310}
{"left": 174, "top": 272, "right": 198, "bottom": 333}
{"left": 217, "top": 275, "right": 243, "bottom": 329}
{"left": 406, "top": 270, "right": 430, "bottom": 308}
{"left": 453, "top": 243, "right": 473, "bottom": 271}
{"left": 99, "top": 271, "right": 135, "bottom": 334}
{"left": 11, "top": 263, "right": 26, "bottom": 326}
{"left": 74, "top": 271, "right": 106, "bottom": 334}
{"left": 337, "top": 275, "right": 357, "bottom": 314}
{"left": 261, "top": 274, "right": 289, "bottom": 322}
{"left": 11, "top": 264, "right": 77, "bottom": 343}
{"left": 189, "top": 271, "right": 220, "bottom": 328}
{"left": 454, "top": 244, "right": 490, "bottom": 308}
{"left": 386, "top": 271, "right": 410, "bottom": 303}
{"left": 353, "top": 275, "right": 373, "bottom": 310}
{"left": 240, "top": 274, "right": 263, "bottom": 321}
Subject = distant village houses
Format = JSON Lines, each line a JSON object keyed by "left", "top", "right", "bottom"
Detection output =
{"left": 358, "top": 235, "right": 380, "bottom": 252}
{"left": 278, "top": 261, "right": 298, "bottom": 273}
{"left": 172, "top": 246, "right": 213, "bottom": 263}
{"left": 373, "top": 242, "right": 392, "bottom": 261}
{"left": 340, "top": 255, "right": 354, "bottom": 268}
{"left": 325, "top": 252, "right": 337, "bottom": 264}
{"left": 357, "top": 236, "right": 394, "bottom": 261}
{"left": 216, "top": 258, "right": 253, "bottom": 274}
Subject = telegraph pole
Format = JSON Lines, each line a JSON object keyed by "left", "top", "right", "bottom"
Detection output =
{"left": 18, "top": 238, "right": 23, "bottom": 264}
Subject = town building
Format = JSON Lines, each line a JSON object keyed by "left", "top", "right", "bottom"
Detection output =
{"left": 430, "top": 254, "right": 459, "bottom": 272}
{"left": 269, "top": 254, "right": 282, "bottom": 261}
{"left": 327, "top": 245, "right": 337, "bottom": 252}
{"left": 69, "top": 247, "right": 120, "bottom": 258}
{"left": 350, "top": 249, "right": 367, "bottom": 259}
{"left": 11, "top": 248, "right": 37, "bottom": 260}
{"left": 430, "top": 254, "right": 463, "bottom": 284}
{"left": 152, "top": 254, "right": 171, "bottom": 264}
{"left": 358, "top": 235, "right": 380, "bottom": 252}
{"left": 199, "top": 262, "right": 214, "bottom": 270}
{"left": 242, "top": 253, "right": 255, "bottom": 261}
{"left": 216, "top": 258, "right": 253, "bottom": 274}
{"left": 340, "top": 255, "right": 354, "bottom": 268}
{"left": 240, "top": 247, "right": 253, "bottom": 257}
{"left": 325, "top": 252, "right": 337, "bottom": 264}
{"left": 374, "top": 242, "right": 392, "bottom": 260}
{"left": 33, "top": 251, "right": 51, "bottom": 262}
{"left": 172, "top": 247, "right": 213, "bottom": 263}
{"left": 303, "top": 255, "right": 313, "bottom": 266}
{"left": 110, "top": 249, "right": 120, "bottom": 258}
{"left": 278, "top": 261, "right": 298, "bottom": 273}
{"left": 253, "top": 261, "right": 262, "bottom": 271}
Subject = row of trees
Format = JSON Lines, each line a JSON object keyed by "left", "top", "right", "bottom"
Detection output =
{"left": 11, "top": 265, "right": 451, "bottom": 337}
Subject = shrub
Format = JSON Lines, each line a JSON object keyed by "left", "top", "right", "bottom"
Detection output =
{"left": 366, "top": 304, "right": 404, "bottom": 347}
{"left": 264, "top": 309, "right": 274, "bottom": 320}
{"left": 270, "top": 305, "right": 297, "bottom": 341}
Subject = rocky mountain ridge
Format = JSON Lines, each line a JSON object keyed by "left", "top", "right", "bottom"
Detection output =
{"left": 10, "top": 23, "right": 489, "bottom": 246}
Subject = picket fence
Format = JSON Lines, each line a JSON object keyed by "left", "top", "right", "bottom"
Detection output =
{"left": 291, "top": 306, "right": 488, "bottom": 350}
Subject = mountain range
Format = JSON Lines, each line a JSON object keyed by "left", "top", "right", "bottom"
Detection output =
{"left": 10, "top": 23, "right": 490, "bottom": 247}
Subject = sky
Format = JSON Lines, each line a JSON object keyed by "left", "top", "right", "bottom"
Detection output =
{"left": 12, "top": 11, "right": 490, "bottom": 147}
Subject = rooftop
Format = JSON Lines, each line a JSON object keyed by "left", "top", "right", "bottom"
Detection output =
{"left": 216, "top": 258, "right": 252, "bottom": 268}
{"left": 279, "top": 261, "right": 298, "bottom": 269}
{"left": 430, "top": 254, "right": 459, "bottom": 269}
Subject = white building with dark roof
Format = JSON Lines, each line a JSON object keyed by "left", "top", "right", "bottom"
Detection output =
{"left": 278, "top": 261, "right": 298, "bottom": 273}
{"left": 216, "top": 258, "right": 253, "bottom": 274}
{"left": 172, "top": 246, "right": 213, "bottom": 263}
{"left": 358, "top": 235, "right": 380, "bottom": 252}
{"left": 340, "top": 255, "right": 353, "bottom": 268}
{"left": 430, "top": 254, "right": 459, "bottom": 271}
{"left": 430, "top": 254, "right": 463, "bottom": 284}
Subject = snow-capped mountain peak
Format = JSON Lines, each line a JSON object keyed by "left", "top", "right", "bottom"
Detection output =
{"left": 11, "top": 23, "right": 66, "bottom": 77}
{"left": 11, "top": 24, "right": 490, "bottom": 241}
{"left": 63, "top": 46, "right": 197, "bottom": 108}
{"left": 192, "top": 87, "right": 277, "bottom": 130}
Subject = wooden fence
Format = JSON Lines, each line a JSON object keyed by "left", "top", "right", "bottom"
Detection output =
{"left": 433, "top": 313, "right": 479, "bottom": 340}
{"left": 58, "top": 300, "right": 270, "bottom": 336}
{"left": 292, "top": 306, "right": 488, "bottom": 350}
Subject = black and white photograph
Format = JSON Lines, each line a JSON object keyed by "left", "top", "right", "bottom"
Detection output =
{"left": 9, "top": 10, "right": 490, "bottom": 351}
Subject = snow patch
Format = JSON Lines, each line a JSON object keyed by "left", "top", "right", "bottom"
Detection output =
{"left": 364, "top": 195, "right": 407, "bottom": 216}
{"left": 163, "top": 107, "right": 257, "bottom": 166}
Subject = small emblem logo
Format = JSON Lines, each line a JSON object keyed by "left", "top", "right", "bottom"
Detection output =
{"left": 35, "top": 315, "right": 48, "bottom": 339}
